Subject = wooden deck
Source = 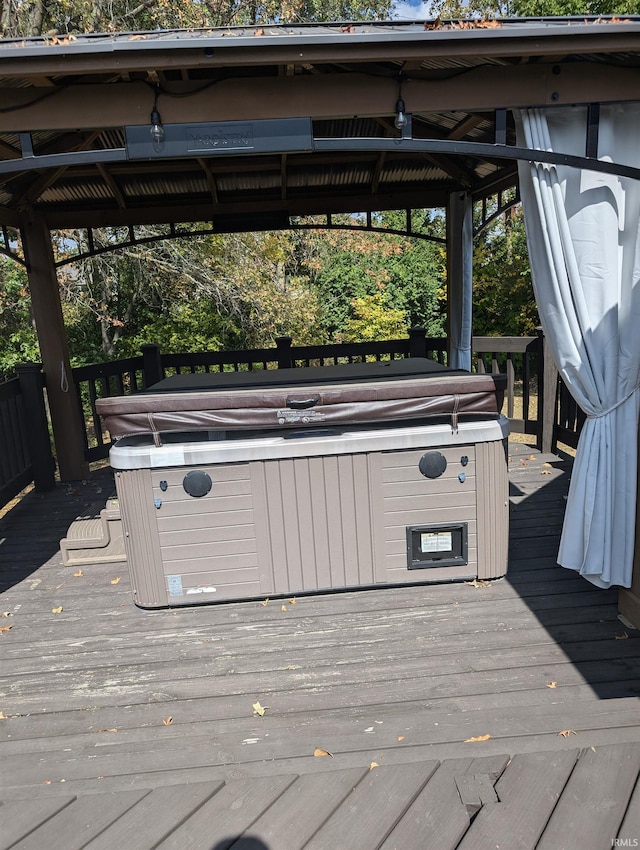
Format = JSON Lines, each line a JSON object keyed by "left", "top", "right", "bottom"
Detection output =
{"left": 1, "top": 441, "right": 639, "bottom": 849}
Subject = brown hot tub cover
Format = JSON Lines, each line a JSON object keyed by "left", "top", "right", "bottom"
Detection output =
{"left": 96, "top": 359, "right": 506, "bottom": 441}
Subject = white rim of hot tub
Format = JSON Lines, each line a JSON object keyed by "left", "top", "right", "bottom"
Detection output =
{"left": 109, "top": 415, "right": 509, "bottom": 469}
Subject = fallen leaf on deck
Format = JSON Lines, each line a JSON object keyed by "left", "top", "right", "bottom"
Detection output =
{"left": 110, "top": 577, "right": 121, "bottom": 585}
{"left": 398, "top": 736, "right": 405, "bottom": 741}
{"left": 288, "top": 598, "right": 297, "bottom": 605}
{"left": 0, "top": 711, "right": 6, "bottom": 719}
{"left": 557, "top": 729, "right": 577, "bottom": 737}
{"left": 464, "top": 734, "right": 491, "bottom": 742}
{"left": 51, "top": 607, "right": 63, "bottom": 614}
{"left": 544, "top": 462, "right": 552, "bottom": 467}
{"left": 369, "top": 762, "right": 380, "bottom": 770}
{"left": 614, "top": 631, "right": 629, "bottom": 640}
{"left": 44, "top": 780, "right": 51, "bottom": 784}
{"left": 0, "top": 625, "right": 12, "bottom": 633}
{"left": 1, "top": 611, "right": 12, "bottom": 617}
{"left": 520, "top": 459, "right": 528, "bottom": 466}
{"left": 98, "top": 728, "right": 118, "bottom": 733}
{"left": 73, "top": 570, "right": 84, "bottom": 577}
{"left": 364, "top": 726, "right": 374, "bottom": 733}
{"left": 541, "top": 470, "right": 552, "bottom": 475}
{"left": 281, "top": 605, "right": 287, "bottom": 612}
{"left": 465, "top": 579, "right": 490, "bottom": 589}
{"left": 546, "top": 681, "right": 558, "bottom": 688}
{"left": 530, "top": 454, "right": 536, "bottom": 460}
{"left": 260, "top": 598, "right": 269, "bottom": 607}
{"left": 163, "top": 716, "right": 173, "bottom": 726}
{"left": 314, "top": 748, "right": 333, "bottom": 758}
{"left": 253, "top": 701, "right": 268, "bottom": 717}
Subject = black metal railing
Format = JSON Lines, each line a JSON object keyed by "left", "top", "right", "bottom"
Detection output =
{"left": 0, "top": 328, "right": 577, "bottom": 508}
{"left": 70, "top": 328, "right": 562, "bottom": 463}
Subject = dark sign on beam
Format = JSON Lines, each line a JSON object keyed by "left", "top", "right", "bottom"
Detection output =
{"left": 125, "top": 118, "right": 313, "bottom": 160}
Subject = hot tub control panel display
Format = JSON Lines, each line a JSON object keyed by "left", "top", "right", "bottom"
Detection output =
{"left": 406, "top": 522, "right": 468, "bottom": 570}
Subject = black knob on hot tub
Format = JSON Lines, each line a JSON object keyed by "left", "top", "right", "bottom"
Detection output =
{"left": 183, "top": 470, "right": 212, "bottom": 498}
{"left": 418, "top": 451, "right": 447, "bottom": 479}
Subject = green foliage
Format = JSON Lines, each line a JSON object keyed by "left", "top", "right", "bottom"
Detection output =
{"left": 1, "top": 0, "right": 393, "bottom": 39}
{"left": 0, "top": 259, "right": 39, "bottom": 379}
{"left": 306, "top": 216, "right": 445, "bottom": 342}
{"left": 472, "top": 207, "right": 539, "bottom": 336}
{"left": 56, "top": 228, "right": 325, "bottom": 364}
{"left": 426, "top": 0, "right": 640, "bottom": 18}
{"left": 341, "top": 291, "right": 408, "bottom": 342}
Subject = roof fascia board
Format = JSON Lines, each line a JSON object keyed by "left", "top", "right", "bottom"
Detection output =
{"left": 0, "top": 21, "right": 638, "bottom": 74}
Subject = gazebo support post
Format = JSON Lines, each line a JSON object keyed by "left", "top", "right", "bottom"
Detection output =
{"left": 446, "top": 191, "right": 473, "bottom": 372}
{"left": 19, "top": 211, "right": 89, "bottom": 481}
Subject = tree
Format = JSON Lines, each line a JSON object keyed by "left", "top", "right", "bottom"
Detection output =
{"left": 1, "top": 0, "right": 393, "bottom": 39}
{"left": 472, "top": 206, "right": 539, "bottom": 337}
{"left": 426, "top": 0, "right": 639, "bottom": 19}
{"left": 0, "top": 258, "right": 39, "bottom": 380}
{"left": 303, "top": 215, "right": 446, "bottom": 342}
{"left": 341, "top": 290, "right": 408, "bottom": 342}
{"left": 55, "top": 226, "right": 325, "bottom": 362}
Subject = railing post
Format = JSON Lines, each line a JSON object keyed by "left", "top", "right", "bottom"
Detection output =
{"left": 15, "top": 363, "right": 56, "bottom": 491}
{"left": 408, "top": 327, "right": 427, "bottom": 358}
{"left": 537, "top": 327, "right": 558, "bottom": 455}
{"left": 276, "top": 336, "right": 293, "bottom": 370}
{"left": 141, "top": 344, "right": 164, "bottom": 388}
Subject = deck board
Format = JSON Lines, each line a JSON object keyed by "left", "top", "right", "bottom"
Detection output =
{"left": 1, "top": 442, "right": 640, "bottom": 848}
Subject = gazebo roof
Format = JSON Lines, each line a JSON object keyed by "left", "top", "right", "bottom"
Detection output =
{"left": 1, "top": 17, "right": 639, "bottom": 232}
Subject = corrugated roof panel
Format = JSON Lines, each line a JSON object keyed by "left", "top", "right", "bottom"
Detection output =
{"left": 122, "top": 175, "right": 208, "bottom": 197}
{"left": 417, "top": 54, "right": 509, "bottom": 70}
{"left": 381, "top": 160, "right": 448, "bottom": 183}
{"left": 216, "top": 171, "right": 281, "bottom": 192}
{"left": 40, "top": 180, "right": 114, "bottom": 203}
{"left": 288, "top": 163, "right": 372, "bottom": 188}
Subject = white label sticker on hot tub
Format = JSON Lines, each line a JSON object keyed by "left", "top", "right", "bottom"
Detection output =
{"left": 276, "top": 409, "right": 326, "bottom": 425}
{"left": 167, "top": 574, "right": 184, "bottom": 596}
{"left": 421, "top": 532, "right": 452, "bottom": 553}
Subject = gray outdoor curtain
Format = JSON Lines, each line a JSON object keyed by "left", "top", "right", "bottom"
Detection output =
{"left": 515, "top": 104, "right": 640, "bottom": 589}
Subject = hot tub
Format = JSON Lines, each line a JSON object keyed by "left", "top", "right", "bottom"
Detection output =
{"left": 97, "top": 359, "right": 509, "bottom": 607}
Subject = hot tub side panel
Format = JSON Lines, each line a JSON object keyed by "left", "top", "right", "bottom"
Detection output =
{"left": 475, "top": 439, "right": 509, "bottom": 580}
{"left": 114, "top": 468, "right": 167, "bottom": 608}
{"left": 114, "top": 437, "right": 508, "bottom": 607}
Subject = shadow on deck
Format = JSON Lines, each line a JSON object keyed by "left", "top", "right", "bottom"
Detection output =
{"left": 0, "top": 441, "right": 639, "bottom": 849}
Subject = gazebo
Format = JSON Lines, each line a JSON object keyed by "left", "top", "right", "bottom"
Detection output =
{"left": 1, "top": 17, "right": 640, "bottom": 611}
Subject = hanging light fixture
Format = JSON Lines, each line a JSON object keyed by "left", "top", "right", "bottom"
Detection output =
{"left": 394, "top": 96, "right": 407, "bottom": 131}
{"left": 149, "top": 88, "right": 165, "bottom": 152}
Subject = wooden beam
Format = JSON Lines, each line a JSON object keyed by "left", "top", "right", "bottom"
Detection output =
{"left": 44, "top": 186, "right": 454, "bottom": 229}
{"left": 19, "top": 210, "right": 89, "bottom": 481}
{"left": 0, "top": 138, "right": 21, "bottom": 159}
{"left": 1, "top": 64, "right": 638, "bottom": 132}
{"left": 18, "top": 130, "right": 104, "bottom": 205}
{"left": 96, "top": 163, "right": 127, "bottom": 209}
{"left": 197, "top": 158, "right": 219, "bottom": 205}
